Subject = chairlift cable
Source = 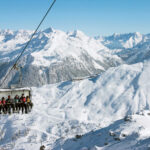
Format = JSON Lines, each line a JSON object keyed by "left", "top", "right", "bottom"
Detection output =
{"left": 0, "top": 0, "right": 56, "bottom": 88}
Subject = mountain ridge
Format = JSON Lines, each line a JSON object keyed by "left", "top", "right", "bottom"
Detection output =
{"left": 0, "top": 28, "right": 150, "bottom": 87}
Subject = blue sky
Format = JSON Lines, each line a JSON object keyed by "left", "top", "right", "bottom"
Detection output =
{"left": 0, "top": 0, "right": 150, "bottom": 36}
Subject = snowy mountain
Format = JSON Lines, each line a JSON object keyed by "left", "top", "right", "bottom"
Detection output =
{"left": 97, "top": 32, "right": 150, "bottom": 64}
{"left": 1, "top": 28, "right": 150, "bottom": 87}
{"left": 0, "top": 28, "right": 123, "bottom": 87}
{"left": 97, "top": 32, "right": 144, "bottom": 49}
{"left": 1, "top": 28, "right": 150, "bottom": 149}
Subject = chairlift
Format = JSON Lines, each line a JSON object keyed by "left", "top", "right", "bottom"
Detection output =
{"left": 1, "top": 64, "right": 32, "bottom": 98}
{"left": 0, "top": 88, "right": 31, "bottom": 99}
{"left": 0, "top": 88, "right": 33, "bottom": 114}
{"left": 0, "top": 65, "right": 33, "bottom": 114}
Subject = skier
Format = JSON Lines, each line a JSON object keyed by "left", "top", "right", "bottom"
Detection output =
{"left": 2, "top": 97, "right": 6, "bottom": 113}
{"left": 20, "top": 94, "right": 26, "bottom": 113}
{"left": 0, "top": 98, "right": 2, "bottom": 114}
{"left": 14, "top": 95, "right": 20, "bottom": 113}
{"left": 10, "top": 96, "right": 15, "bottom": 113}
{"left": 26, "top": 96, "right": 33, "bottom": 111}
{"left": 6, "top": 95, "right": 12, "bottom": 114}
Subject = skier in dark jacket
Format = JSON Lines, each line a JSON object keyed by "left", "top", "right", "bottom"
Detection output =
{"left": 2, "top": 97, "right": 6, "bottom": 113}
{"left": 0, "top": 98, "right": 2, "bottom": 114}
{"left": 6, "top": 95, "right": 12, "bottom": 114}
{"left": 14, "top": 95, "right": 20, "bottom": 113}
{"left": 11, "top": 96, "right": 15, "bottom": 113}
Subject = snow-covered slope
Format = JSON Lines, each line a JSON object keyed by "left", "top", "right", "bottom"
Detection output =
{"left": 0, "top": 58, "right": 150, "bottom": 149}
{"left": 1, "top": 28, "right": 150, "bottom": 149}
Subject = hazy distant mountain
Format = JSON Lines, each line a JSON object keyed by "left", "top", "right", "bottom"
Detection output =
{"left": 97, "top": 32, "right": 144, "bottom": 49}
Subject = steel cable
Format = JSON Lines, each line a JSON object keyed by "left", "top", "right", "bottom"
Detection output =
{"left": 0, "top": 0, "right": 56, "bottom": 88}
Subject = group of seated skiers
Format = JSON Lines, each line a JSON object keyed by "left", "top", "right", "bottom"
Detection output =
{"left": 0, "top": 94, "right": 33, "bottom": 114}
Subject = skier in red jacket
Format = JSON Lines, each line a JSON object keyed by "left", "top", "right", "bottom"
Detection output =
{"left": 0, "top": 98, "right": 2, "bottom": 114}
{"left": 1, "top": 97, "right": 6, "bottom": 113}
{"left": 20, "top": 94, "right": 27, "bottom": 113}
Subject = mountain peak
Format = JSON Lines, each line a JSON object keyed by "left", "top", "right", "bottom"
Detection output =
{"left": 67, "top": 30, "right": 88, "bottom": 39}
{"left": 73, "top": 30, "right": 85, "bottom": 36}
{"left": 0, "top": 29, "right": 14, "bottom": 35}
{"left": 112, "top": 33, "right": 120, "bottom": 37}
{"left": 134, "top": 32, "right": 142, "bottom": 37}
{"left": 43, "top": 27, "right": 54, "bottom": 33}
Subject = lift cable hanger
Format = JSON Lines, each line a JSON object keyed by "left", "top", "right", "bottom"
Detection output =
{"left": 0, "top": 0, "right": 56, "bottom": 88}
